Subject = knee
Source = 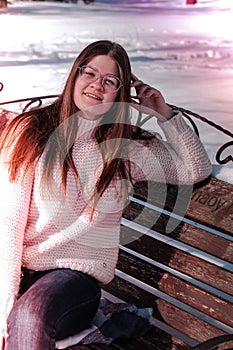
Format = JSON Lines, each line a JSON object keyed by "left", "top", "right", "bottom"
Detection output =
{"left": 6, "top": 296, "right": 56, "bottom": 350}
{"left": 7, "top": 291, "right": 51, "bottom": 335}
{"left": 8, "top": 297, "right": 40, "bottom": 333}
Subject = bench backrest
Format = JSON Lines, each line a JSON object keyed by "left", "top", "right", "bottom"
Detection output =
{"left": 103, "top": 177, "right": 233, "bottom": 348}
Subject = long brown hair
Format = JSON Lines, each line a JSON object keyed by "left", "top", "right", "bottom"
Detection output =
{"left": 0, "top": 40, "right": 142, "bottom": 207}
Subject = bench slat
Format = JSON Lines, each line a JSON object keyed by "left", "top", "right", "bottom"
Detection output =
{"left": 119, "top": 246, "right": 233, "bottom": 303}
{"left": 121, "top": 218, "right": 233, "bottom": 273}
{"left": 114, "top": 254, "right": 233, "bottom": 332}
{"left": 128, "top": 195, "right": 233, "bottom": 242}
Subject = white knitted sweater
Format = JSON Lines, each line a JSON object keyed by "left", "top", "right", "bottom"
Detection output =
{"left": 0, "top": 113, "right": 212, "bottom": 337}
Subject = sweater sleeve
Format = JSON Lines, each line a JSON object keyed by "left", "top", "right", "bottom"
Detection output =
{"left": 131, "top": 112, "right": 212, "bottom": 185}
{"left": 0, "top": 158, "right": 34, "bottom": 339}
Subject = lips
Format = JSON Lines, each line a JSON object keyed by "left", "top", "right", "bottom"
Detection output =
{"left": 84, "top": 92, "right": 102, "bottom": 101}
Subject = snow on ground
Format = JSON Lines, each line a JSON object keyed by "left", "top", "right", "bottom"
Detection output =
{"left": 0, "top": 0, "right": 232, "bottom": 171}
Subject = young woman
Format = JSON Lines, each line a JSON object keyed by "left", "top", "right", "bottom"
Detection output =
{"left": 0, "top": 40, "right": 212, "bottom": 350}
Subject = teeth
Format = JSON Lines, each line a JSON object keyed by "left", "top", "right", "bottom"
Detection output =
{"left": 85, "top": 93, "right": 101, "bottom": 100}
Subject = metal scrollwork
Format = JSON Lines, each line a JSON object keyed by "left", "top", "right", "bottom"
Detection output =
{"left": 0, "top": 94, "right": 59, "bottom": 113}
{"left": 168, "top": 104, "right": 233, "bottom": 165}
{"left": 216, "top": 141, "right": 233, "bottom": 165}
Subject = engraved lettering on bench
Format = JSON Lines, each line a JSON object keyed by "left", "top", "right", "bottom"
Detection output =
{"left": 191, "top": 191, "right": 232, "bottom": 214}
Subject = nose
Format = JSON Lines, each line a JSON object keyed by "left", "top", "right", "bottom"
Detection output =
{"left": 90, "top": 77, "right": 104, "bottom": 91}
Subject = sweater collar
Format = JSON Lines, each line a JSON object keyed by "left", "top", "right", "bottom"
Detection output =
{"left": 77, "top": 115, "right": 102, "bottom": 139}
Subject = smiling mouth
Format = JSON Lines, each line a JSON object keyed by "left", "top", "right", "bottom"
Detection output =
{"left": 84, "top": 92, "right": 102, "bottom": 101}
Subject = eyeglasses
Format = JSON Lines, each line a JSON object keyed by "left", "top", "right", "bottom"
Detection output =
{"left": 78, "top": 65, "right": 122, "bottom": 93}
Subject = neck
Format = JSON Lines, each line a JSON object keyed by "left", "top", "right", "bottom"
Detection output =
{"left": 77, "top": 115, "right": 101, "bottom": 138}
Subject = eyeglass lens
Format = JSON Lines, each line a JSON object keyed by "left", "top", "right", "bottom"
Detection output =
{"left": 79, "top": 66, "right": 121, "bottom": 93}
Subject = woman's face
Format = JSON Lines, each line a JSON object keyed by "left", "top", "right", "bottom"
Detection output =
{"left": 73, "top": 55, "right": 121, "bottom": 120}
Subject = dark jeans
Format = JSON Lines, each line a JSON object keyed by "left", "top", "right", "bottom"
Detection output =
{"left": 6, "top": 268, "right": 101, "bottom": 350}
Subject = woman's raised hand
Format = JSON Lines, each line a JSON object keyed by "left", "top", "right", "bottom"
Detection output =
{"left": 130, "top": 73, "right": 173, "bottom": 121}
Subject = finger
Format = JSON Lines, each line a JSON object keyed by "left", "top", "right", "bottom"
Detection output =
{"left": 131, "top": 85, "right": 154, "bottom": 106}
{"left": 130, "top": 100, "right": 142, "bottom": 113}
{"left": 131, "top": 80, "right": 145, "bottom": 88}
{"left": 140, "top": 87, "right": 163, "bottom": 102}
{"left": 130, "top": 98, "right": 140, "bottom": 105}
{"left": 130, "top": 94, "right": 140, "bottom": 100}
{"left": 130, "top": 78, "right": 148, "bottom": 91}
{"left": 130, "top": 83, "right": 149, "bottom": 101}
{"left": 132, "top": 82, "right": 156, "bottom": 98}
{"left": 136, "top": 84, "right": 152, "bottom": 98}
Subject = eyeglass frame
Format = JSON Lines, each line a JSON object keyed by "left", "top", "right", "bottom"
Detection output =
{"left": 78, "top": 65, "right": 123, "bottom": 93}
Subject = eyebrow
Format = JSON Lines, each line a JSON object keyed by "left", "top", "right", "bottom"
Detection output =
{"left": 86, "top": 65, "right": 120, "bottom": 79}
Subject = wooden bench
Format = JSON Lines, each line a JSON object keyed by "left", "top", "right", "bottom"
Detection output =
{"left": 0, "top": 99, "right": 233, "bottom": 350}
{"left": 65, "top": 176, "right": 233, "bottom": 350}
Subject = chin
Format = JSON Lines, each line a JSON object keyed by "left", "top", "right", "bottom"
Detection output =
{"left": 82, "top": 102, "right": 113, "bottom": 119}
{"left": 83, "top": 113, "right": 102, "bottom": 121}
